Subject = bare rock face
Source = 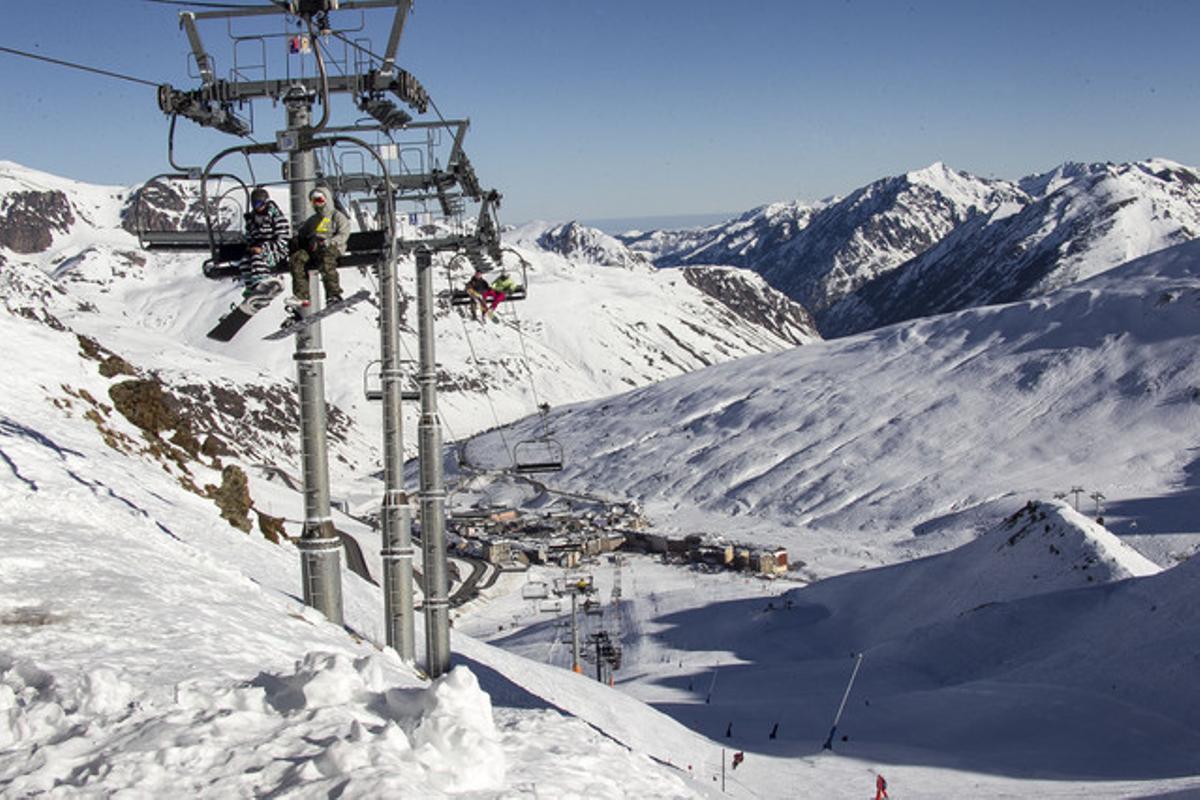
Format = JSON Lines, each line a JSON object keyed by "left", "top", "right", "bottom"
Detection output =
{"left": 120, "top": 178, "right": 240, "bottom": 236}
{"left": 0, "top": 190, "right": 76, "bottom": 253}
{"left": 681, "top": 266, "right": 818, "bottom": 345}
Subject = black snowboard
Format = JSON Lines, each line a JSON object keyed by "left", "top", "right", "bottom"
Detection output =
{"left": 263, "top": 289, "right": 372, "bottom": 341}
{"left": 206, "top": 279, "right": 284, "bottom": 342}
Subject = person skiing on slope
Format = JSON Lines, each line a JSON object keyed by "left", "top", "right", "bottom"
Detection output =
{"left": 482, "top": 271, "right": 518, "bottom": 320}
{"left": 464, "top": 269, "right": 491, "bottom": 322}
{"left": 287, "top": 186, "right": 349, "bottom": 317}
{"left": 875, "top": 773, "right": 889, "bottom": 800}
{"left": 240, "top": 187, "right": 290, "bottom": 296}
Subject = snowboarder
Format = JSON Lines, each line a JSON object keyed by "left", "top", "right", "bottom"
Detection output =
{"left": 286, "top": 187, "right": 349, "bottom": 318}
{"left": 240, "top": 187, "right": 290, "bottom": 296}
{"left": 464, "top": 269, "right": 491, "bottom": 321}
{"left": 482, "top": 271, "right": 518, "bottom": 320}
{"left": 875, "top": 773, "right": 889, "bottom": 800}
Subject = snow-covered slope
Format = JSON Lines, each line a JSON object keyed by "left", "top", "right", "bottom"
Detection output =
{"left": 0, "top": 302, "right": 705, "bottom": 797}
{"left": 0, "top": 162, "right": 818, "bottom": 479}
{"left": 7, "top": 157, "right": 1200, "bottom": 797}
{"left": 459, "top": 238, "right": 1200, "bottom": 572}
{"left": 464, "top": 505, "right": 1200, "bottom": 791}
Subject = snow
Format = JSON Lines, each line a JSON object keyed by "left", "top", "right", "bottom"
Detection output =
{"left": 4, "top": 159, "right": 1200, "bottom": 798}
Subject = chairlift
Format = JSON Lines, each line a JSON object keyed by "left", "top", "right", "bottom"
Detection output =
{"left": 513, "top": 402, "right": 564, "bottom": 474}
{"left": 512, "top": 438, "right": 564, "bottom": 474}
{"left": 583, "top": 598, "right": 603, "bottom": 616}
{"left": 130, "top": 172, "right": 250, "bottom": 252}
{"left": 521, "top": 580, "right": 550, "bottom": 601}
{"left": 539, "top": 599, "right": 564, "bottom": 613}
{"left": 363, "top": 359, "right": 419, "bottom": 402}
{"left": 195, "top": 137, "right": 397, "bottom": 282}
{"left": 447, "top": 248, "right": 529, "bottom": 307}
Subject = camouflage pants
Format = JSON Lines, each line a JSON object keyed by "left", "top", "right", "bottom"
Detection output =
{"left": 289, "top": 243, "right": 342, "bottom": 301}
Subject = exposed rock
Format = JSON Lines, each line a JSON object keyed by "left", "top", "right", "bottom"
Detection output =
{"left": 120, "top": 177, "right": 238, "bottom": 236}
{"left": 77, "top": 335, "right": 137, "bottom": 378}
{"left": 108, "top": 379, "right": 182, "bottom": 434}
{"left": 681, "top": 267, "right": 818, "bottom": 345}
{"left": 209, "top": 465, "right": 253, "bottom": 532}
{"left": 0, "top": 190, "right": 75, "bottom": 254}
{"left": 256, "top": 510, "right": 286, "bottom": 543}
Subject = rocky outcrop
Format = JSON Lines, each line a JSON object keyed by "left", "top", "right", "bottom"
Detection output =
{"left": 120, "top": 177, "right": 237, "bottom": 236}
{"left": 0, "top": 190, "right": 75, "bottom": 253}
{"left": 681, "top": 266, "right": 818, "bottom": 345}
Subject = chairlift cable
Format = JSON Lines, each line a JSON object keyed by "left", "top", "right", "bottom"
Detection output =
{"left": 462, "top": 315, "right": 513, "bottom": 461}
{"left": 0, "top": 45, "right": 160, "bottom": 87}
{"left": 453, "top": 282, "right": 514, "bottom": 464}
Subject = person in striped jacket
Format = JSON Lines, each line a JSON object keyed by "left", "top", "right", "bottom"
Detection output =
{"left": 240, "top": 187, "right": 290, "bottom": 296}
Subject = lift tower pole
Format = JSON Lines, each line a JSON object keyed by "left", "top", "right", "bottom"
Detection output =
{"left": 379, "top": 199, "right": 415, "bottom": 661}
{"left": 287, "top": 92, "right": 344, "bottom": 624}
{"left": 415, "top": 246, "right": 451, "bottom": 677}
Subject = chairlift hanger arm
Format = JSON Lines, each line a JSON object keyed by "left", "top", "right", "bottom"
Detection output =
{"left": 378, "top": 0, "right": 413, "bottom": 77}
{"left": 191, "top": 1, "right": 404, "bottom": 21}
{"left": 180, "top": 12, "right": 216, "bottom": 87}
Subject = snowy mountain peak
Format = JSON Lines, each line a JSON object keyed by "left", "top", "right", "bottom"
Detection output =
{"left": 531, "top": 220, "right": 652, "bottom": 271}
{"left": 903, "top": 161, "right": 1021, "bottom": 208}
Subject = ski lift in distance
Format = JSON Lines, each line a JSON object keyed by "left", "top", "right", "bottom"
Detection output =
{"left": 583, "top": 598, "right": 603, "bottom": 616}
{"left": 539, "top": 599, "right": 563, "bottom": 613}
{"left": 363, "top": 359, "right": 419, "bottom": 402}
{"left": 513, "top": 402, "right": 563, "bottom": 474}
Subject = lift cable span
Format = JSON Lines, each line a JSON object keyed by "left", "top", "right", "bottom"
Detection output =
{"left": 505, "top": 250, "right": 564, "bottom": 474}
{"left": 454, "top": 274, "right": 515, "bottom": 466}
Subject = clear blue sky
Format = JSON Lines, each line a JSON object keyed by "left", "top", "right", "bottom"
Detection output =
{"left": 2, "top": 0, "right": 1199, "bottom": 224}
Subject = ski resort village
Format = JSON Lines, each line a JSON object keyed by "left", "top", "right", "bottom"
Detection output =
{"left": 2, "top": 1, "right": 1200, "bottom": 798}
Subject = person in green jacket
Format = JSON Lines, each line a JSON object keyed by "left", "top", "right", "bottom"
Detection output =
{"left": 286, "top": 186, "right": 349, "bottom": 315}
{"left": 483, "top": 271, "right": 518, "bottom": 320}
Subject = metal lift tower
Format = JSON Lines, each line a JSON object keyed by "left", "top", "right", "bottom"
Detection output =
{"left": 157, "top": 0, "right": 503, "bottom": 678}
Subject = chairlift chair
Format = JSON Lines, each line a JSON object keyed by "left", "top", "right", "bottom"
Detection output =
{"left": 363, "top": 359, "right": 419, "bottom": 402}
{"left": 448, "top": 247, "right": 529, "bottom": 307}
{"left": 196, "top": 137, "right": 398, "bottom": 283}
{"left": 512, "top": 400, "right": 564, "bottom": 473}
{"left": 512, "top": 437, "right": 564, "bottom": 474}
{"left": 131, "top": 172, "right": 250, "bottom": 253}
{"left": 539, "top": 599, "right": 564, "bottom": 613}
